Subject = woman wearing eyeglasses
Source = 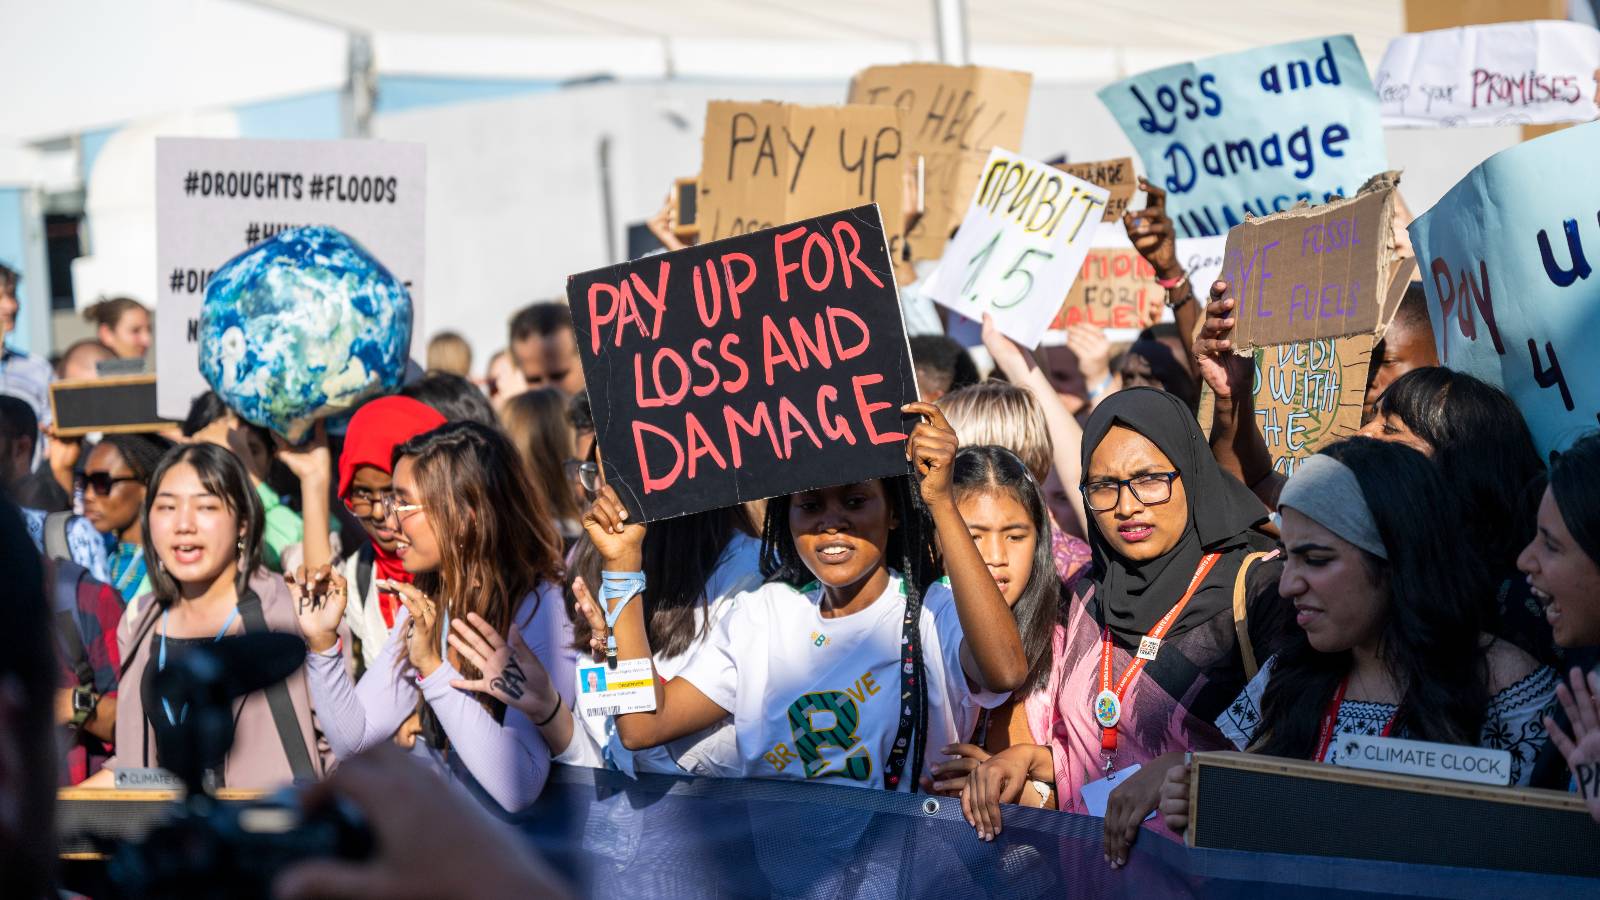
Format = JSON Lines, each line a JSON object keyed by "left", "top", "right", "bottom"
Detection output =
{"left": 82, "top": 434, "right": 174, "bottom": 610}
{"left": 287, "top": 396, "right": 446, "bottom": 677}
{"left": 961, "top": 388, "right": 1293, "bottom": 867}
{"left": 296, "top": 421, "right": 569, "bottom": 814}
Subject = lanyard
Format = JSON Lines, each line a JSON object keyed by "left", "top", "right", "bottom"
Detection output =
{"left": 1095, "top": 552, "right": 1221, "bottom": 770}
{"left": 158, "top": 606, "right": 240, "bottom": 726}
{"left": 1314, "top": 677, "right": 1398, "bottom": 763}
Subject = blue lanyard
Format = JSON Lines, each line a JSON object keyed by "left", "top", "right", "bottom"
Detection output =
{"left": 158, "top": 606, "right": 240, "bottom": 726}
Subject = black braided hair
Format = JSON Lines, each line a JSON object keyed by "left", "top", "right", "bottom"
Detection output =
{"left": 101, "top": 433, "right": 175, "bottom": 483}
{"left": 759, "top": 475, "right": 940, "bottom": 790}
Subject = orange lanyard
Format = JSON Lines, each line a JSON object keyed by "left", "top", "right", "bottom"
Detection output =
{"left": 1096, "top": 552, "right": 1221, "bottom": 769}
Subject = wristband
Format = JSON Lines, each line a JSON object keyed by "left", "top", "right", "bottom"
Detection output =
{"left": 1087, "top": 373, "right": 1115, "bottom": 401}
{"left": 1156, "top": 273, "right": 1187, "bottom": 289}
{"left": 599, "top": 570, "right": 648, "bottom": 667}
{"left": 535, "top": 695, "right": 562, "bottom": 728}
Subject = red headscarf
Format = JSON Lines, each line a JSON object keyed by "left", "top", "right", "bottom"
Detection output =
{"left": 339, "top": 396, "right": 447, "bottom": 626}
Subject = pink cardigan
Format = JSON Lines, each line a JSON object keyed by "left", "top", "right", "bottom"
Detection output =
{"left": 107, "top": 571, "right": 330, "bottom": 789}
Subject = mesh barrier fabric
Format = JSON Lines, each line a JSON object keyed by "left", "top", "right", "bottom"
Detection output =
{"left": 511, "top": 765, "right": 1600, "bottom": 899}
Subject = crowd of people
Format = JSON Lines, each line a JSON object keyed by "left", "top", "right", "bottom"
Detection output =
{"left": 4, "top": 104, "right": 1600, "bottom": 900}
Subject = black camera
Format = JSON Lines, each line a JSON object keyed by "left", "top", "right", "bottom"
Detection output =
{"left": 98, "top": 632, "right": 373, "bottom": 899}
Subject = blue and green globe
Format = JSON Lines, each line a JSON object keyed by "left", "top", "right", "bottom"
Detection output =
{"left": 198, "top": 225, "right": 412, "bottom": 442}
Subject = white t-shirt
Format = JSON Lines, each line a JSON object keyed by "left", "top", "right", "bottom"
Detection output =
{"left": 556, "top": 533, "right": 762, "bottom": 777}
{"left": 676, "top": 570, "right": 1007, "bottom": 791}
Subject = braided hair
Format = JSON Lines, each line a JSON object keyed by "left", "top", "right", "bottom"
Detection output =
{"left": 101, "top": 433, "right": 173, "bottom": 484}
{"left": 759, "top": 475, "right": 940, "bottom": 790}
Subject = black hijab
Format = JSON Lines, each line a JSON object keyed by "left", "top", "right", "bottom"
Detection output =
{"left": 1080, "top": 388, "right": 1267, "bottom": 644}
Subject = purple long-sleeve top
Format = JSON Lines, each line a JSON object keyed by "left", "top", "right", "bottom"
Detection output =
{"left": 305, "top": 581, "right": 575, "bottom": 814}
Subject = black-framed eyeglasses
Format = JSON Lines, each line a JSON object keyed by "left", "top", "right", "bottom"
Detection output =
{"left": 343, "top": 486, "right": 393, "bottom": 516}
{"left": 1081, "top": 471, "right": 1179, "bottom": 512}
{"left": 81, "top": 472, "right": 139, "bottom": 496}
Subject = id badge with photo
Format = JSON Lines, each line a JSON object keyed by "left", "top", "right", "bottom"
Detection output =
{"left": 576, "top": 658, "right": 657, "bottom": 717}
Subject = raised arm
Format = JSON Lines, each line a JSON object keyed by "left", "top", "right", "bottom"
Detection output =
{"left": 294, "top": 568, "right": 414, "bottom": 756}
{"left": 579, "top": 487, "right": 729, "bottom": 751}
{"left": 904, "top": 402, "right": 1028, "bottom": 694}
{"left": 980, "top": 315, "right": 1088, "bottom": 534}
{"left": 1194, "top": 280, "right": 1282, "bottom": 508}
{"left": 275, "top": 424, "right": 333, "bottom": 574}
{"left": 1125, "top": 177, "right": 1199, "bottom": 361}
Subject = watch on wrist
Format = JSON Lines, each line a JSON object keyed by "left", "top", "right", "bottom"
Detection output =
{"left": 69, "top": 684, "right": 98, "bottom": 729}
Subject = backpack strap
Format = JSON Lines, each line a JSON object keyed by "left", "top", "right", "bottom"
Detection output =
{"left": 355, "top": 543, "right": 374, "bottom": 607}
{"left": 237, "top": 588, "right": 317, "bottom": 782}
{"left": 43, "top": 511, "right": 72, "bottom": 562}
{"left": 1232, "top": 551, "right": 1271, "bottom": 681}
{"left": 51, "top": 560, "right": 95, "bottom": 688}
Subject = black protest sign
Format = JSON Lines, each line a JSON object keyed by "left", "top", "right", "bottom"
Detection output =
{"left": 568, "top": 205, "right": 917, "bottom": 522}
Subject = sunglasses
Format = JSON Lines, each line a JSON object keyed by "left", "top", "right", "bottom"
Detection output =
{"left": 82, "top": 472, "right": 140, "bottom": 496}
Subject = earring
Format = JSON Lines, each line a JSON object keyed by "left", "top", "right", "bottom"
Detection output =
{"left": 237, "top": 538, "right": 245, "bottom": 554}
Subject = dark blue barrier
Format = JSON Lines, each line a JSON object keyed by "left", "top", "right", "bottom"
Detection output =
{"left": 512, "top": 765, "right": 1598, "bottom": 899}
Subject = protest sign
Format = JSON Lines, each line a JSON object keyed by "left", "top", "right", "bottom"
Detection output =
{"left": 155, "top": 138, "right": 425, "bottom": 421}
{"left": 1055, "top": 157, "right": 1138, "bottom": 222}
{"left": 566, "top": 205, "right": 917, "bottom": 522}
{"left": 49, "top": 375, "right": 167, "bottom": 437}
{"left": 1220, "top": 188, "right": 1395, "bottom": 352}
{"left": 928, "top": 149, "right": 1109, "bottom": 348}
{"left": 1404, "top": 0, "right": 1566, "bottom": 33}
{"left": 1049, "top": 230, "right": 1161, "bottom": 335}
{"left": 1409, "top": 121, "right": 1600, "bottom": 457}
{"left": 1181, "top": 235, "right": 1228, "bottom": 298}
{"left": 697, "top": 101, "right": 907, "bottom": 280}
{"left": 1252, "top": 334, "right": 1374, "bottom": 474}
{"left": 1098, "top": 36, "right": 1388, "bottom": 240}
{"left": 848, "top": 64, "right": 1031, "bottom": 261}
{"left": 1376, "top": 21, "right": 1600, "bottom": 128}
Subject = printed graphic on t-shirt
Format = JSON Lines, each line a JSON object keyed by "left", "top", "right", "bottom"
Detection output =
{"left": 763, "top": 670, "right": 886, "bottom": 782}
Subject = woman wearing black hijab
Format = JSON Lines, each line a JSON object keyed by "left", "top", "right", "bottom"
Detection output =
{"left": 959, "top": 388, "right": 1294, "bottom": 864}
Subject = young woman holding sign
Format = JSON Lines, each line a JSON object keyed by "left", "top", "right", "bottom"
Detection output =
{"left": 296, "top": 421, "right": 570, "bottom": 813}
{"left": 571, "top": 402, "right": 1028, "bottom": 794}
{"left": 1156, "top": 438, "right": 1556, "bottom": 834}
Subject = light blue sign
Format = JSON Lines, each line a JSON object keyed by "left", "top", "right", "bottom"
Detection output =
{"left": 1409, "top": 121, "right": 1600, "bottom": 458}
{"left": 1099, "top": 35, "right": 1388, "bottom": 239}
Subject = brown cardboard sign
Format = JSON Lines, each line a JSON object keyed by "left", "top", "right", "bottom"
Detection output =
{"left": 1050, "top": 247, "right": 1162, "bottom": 331}
{"left": 697, "top": 101, "right": 908, "bottom": 280}
{"left": 1055, "top": 157, "right": 1138, "bottom": 222}
{"left": 1251, "top": 333, "right": 1375, "bottom": 474}
{"left": 847, "top": 64, "right": 1032, "bottom": 260}
{"left": 1222, "top": 188, "right": 1395, "bottom": 351}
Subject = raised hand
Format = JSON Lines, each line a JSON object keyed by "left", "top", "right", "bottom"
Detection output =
{"left": 1123, "top": 177, "right": 1182, "bottom": 282}
{"left": 274, "top": 421, "right": 332, "bottom": 486}
{"left": 1065, "top": 323, "right": 1113, "bottom": 388}
{"left": 288, "top": 565, "right": 347, "bottom": 653}
{"left": 1192, "top": 280, "right": 1255, "bottom": 402}
{"left": 581, "top": 484, "right": 647, "bottom": 570}
{"left": 384, "top": 579, "right": 443, "bottom": 678}
{"left": 570, "top": 576, "right": 611, "bottom": 663}
{"left": 448, "top": 612, "right": 560, "bottom": 723}
{"left": 1546, "top": 666, "right": 1600, "bottom": 825}
{"left": 902, "top": 402, "right": 959, "bottom": 509}
{"left": 921, "top": 742, "right": 991, "bottom": 797}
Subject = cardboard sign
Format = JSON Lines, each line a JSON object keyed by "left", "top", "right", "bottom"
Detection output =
{"left": 848, "top": 64, "right": 1032, "bottom": 261}
{"left": 672, "top": 176, "right": 699, "bottom": 241}
{"left": 1404, "top": 0, "right": 1566, "bottom": 33}
{"left": 1377, "top": 21, "right": 1600, "bottom": 128}
{"left": 1409, "top": 121, "right": 1600, "bottom": 457}
{"left": 1251, "top": 334, "right": 1374, "bottom": 474}
{"left": 1098, "top": 36, "right": 1389, "bottom": 240}
{"left": 49, "top": 375, "right": 170, "bottom": 437}
{"left": 1055, "top": 157, "right": 1138, "bottom": 222}
{"left": 1332, "top": 734, "right": 1513, "bottom": 786}
{"left": 155, "top": 138, "right": 426, "bottom": 421}
{"left": 565, "top": 205, "right": 917, "bottom": 522}
{"left": 1221, "top": 188, "right": 1395, "bottom": 351}
{"left": 928, "top": 149, "right": 1109, "bottom": 348}
{"left": 697, "top": 102, "right": 908, "bottom": 281}
{"left": 1050, "top": 245, "right": 1161, "bottom": 333}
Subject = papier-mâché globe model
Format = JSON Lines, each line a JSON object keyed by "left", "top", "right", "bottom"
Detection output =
{"left": 198, "top": 225, "right": 412, "bottom": 442}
